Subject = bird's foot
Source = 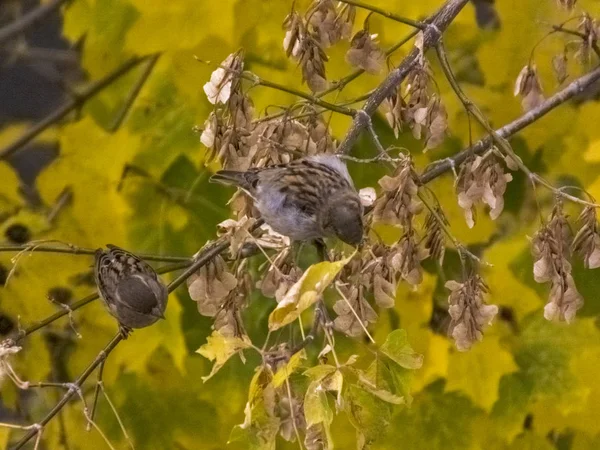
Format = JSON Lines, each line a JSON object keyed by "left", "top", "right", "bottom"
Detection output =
{"left": 119, "top": 325, "right": 132, "bottom": 339}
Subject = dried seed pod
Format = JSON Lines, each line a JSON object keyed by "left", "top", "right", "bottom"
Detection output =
{"left": 214, "top": 261, "right": 251, "bottom": 337}
{"left": 203, "top": 51, "right": 244, "bottom": 105}
{"left": 307, "top": 0, "right": 339, "bottom": 47}
{"left": 95, "top": 245, "right": 168, "bottom": 337}
{"left": 333, "top": 284, "right": 377, "bottom": 337}
{"left": 556, "top": 0, "right": 577, "bottom": 10}
{"left": 283, "top": 11, "right": 304, "bottom": 58}
{"left": 575, "top": 14, "right": 599, "bottom": 64}
{"left": 445, "top": 273, "right": 497, "bottom": 351}
{"left": 572, "top": 206, "right": 600, "bottom": 269}
{"left": 552, "top": 53, "right": 568, "bottom": 85}
{"left": 258, "top": 248, "right": 303, "bottom": 302}
{"left": 299, "top": 35, "right": 329, "bottom": 93}
{"left": 456, "top": 150, "right": 513, "bottom": 228}
{"left": 187, "top": 254, "right": 237, "bottom": 317}
{"left": 423, "top": 206, "right": 447, "bottom": 265}
{"left": 514, "top": 64, "right": 544, "bottom": 111}
{"left": 345, "top": 29, "right": 384, "bottom": 74}
{"left": 390, "top": 230, "right": 429, "bottom": 286}
{"left": 531, "top": 202, "right": 583, "bottom": 323}
{"left": 412, "top": 95, "right": 448, "bottom": 150}
{"left": 360, "top": 243, "right": 397, "bottom": 308}
{"left": 373, "top": 156, "right": 422, "bottom": 228}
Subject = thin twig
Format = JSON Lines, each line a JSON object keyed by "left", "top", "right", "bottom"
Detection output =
{"left": 337, "top": 0, "right": 425, "bottom": 29}
{"left": 109, "top": 54, "right": 160, "bottom": 132}
{"left": 242, "top": 72, "right": 356, "bottom": 117}
{"left": 431, "top": 39, "right": 600, "bottom": 208}
{"left": 0, "top": 243, "right": 192, "bottom": 263}
{"left": 11, "top": 333, "right": 124, "bottom": 449}
{"left": 166, "top": 219, "right": 265, "bottom": 293}
{"left": 421, "top": 67, "right": 600, "bottom": 184}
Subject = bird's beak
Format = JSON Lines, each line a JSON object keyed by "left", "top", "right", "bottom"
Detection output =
{"left": 152, "top": 311, "right": 166, "bottom": 320}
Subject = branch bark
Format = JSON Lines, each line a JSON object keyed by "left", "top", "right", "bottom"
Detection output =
{"left": 420, "top": 65, "right": 600, "bottom": 184}
{"left": 336, "top": 0, "right": 470, "bottom": 155}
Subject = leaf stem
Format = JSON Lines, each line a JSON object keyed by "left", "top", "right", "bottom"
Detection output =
{"left": 337, "top": 0, "right": 425, "bottom": 30}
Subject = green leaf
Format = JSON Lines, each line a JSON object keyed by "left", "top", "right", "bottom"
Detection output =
{"left": 385, "top": 380, "right": 483, "bottom": 450}
{"left": 268, "top": 253, "right": 355, "bottom": 331}
{"left": 304, "top": 380, "right": 334, "bottom": 427}
{"left": 345, "top": 384, "right": 392, "bottom": 449}
{"left": 196, "top": 330, "right": 252, "bottom": 382}
{"left": 379, "top": 329, "right": 424, "bottom": 370}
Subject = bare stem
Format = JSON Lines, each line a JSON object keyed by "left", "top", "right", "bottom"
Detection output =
{"left": 337, "top": 0, "right": 425, "bottom": 30}
{"left": 109, "top": 54, "right": 161, "bottom": 132}
{"left": 243, "top": 72, "right": 356, "bottom": 117}
{"left": 421, "top": 66, "right": 600, "bottom": 185}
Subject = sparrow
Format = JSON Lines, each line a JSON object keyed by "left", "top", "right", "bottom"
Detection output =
{"left": 94, "top": 245, "right": 168, "bottom": 337}
{"left": 210, "top": 154, "right": 364, "bottom": 246}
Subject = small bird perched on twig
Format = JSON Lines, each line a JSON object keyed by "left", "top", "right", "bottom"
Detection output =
{"left": 94, "top": 245, "right": 168, "bottom": 337}
{"left": 210, "top": 154, "right": 364, "bottom": 246}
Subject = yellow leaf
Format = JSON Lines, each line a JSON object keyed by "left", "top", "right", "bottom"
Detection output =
{"left": 196, "top": 330, "right": 252, "bottom": 382}
{"left": 584, "top": 139, "right": 600, "bottom": 162}
{"left": 272, "top": 350, "right": 305, "bottom": 388}
{"left": 268, "top": 252, "right": 355, "bottom": 331}
{"left": 446, "top": 335, "right": 518, "bottom": 412}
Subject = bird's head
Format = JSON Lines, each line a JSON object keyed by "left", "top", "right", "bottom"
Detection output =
{"left": 325, "top": 192, "right": 364, "bottom": 246}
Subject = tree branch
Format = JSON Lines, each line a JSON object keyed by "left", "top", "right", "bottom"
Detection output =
{"left": 0, "top": 56, "right": 148, "bottom": 161}
{"left": 335, "top": 0, "right": 470, "bottom": 155}
{"left": 11, "top": 332, "right": 123, "bottom": 450}
{"left": 0, "top": 0, "right": 68, "bottom": 47}
{"left": 420, "top": 65, "right": 600, "bottom": 184}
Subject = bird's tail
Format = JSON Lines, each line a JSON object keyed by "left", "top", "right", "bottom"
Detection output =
{"left": 210, "top": 170, "right": 256, "bottom": 190}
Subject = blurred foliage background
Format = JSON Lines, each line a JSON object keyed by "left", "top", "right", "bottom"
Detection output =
{"left": 1, "top": 0, "right": 600, "bottom": 449}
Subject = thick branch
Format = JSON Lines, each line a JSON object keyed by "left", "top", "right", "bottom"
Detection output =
{"left": 420, "top": 65, "right": 600, "bottom": 184}
{"left": 335, "top": 0, "right": 470, "bottom": 155}
{"left": 0, "top": 0, "right": 68, "bottom": 47}
{"left": 0, "top": 56, "right": 147, "bottom": 160}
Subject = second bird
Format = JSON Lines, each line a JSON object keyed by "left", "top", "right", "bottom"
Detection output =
{"left": 210, "top": 154, "right": 364, "bottom": 246}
